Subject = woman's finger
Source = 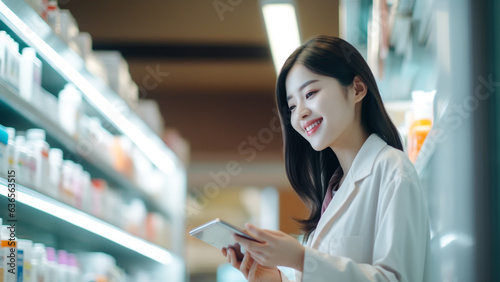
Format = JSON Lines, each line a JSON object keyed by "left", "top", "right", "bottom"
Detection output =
{"left": 248, "top": 258, "right": 260, "bottom": 280}
{"left": 228, "top": 248, "right": 240, "bottom": 268}
{"left": 239, "top": 252, "right": 251, "bottom": 278}
{"left": 246, "top": 223, "right": 273, "bottom": 241}
{"left": 221, "top": 247, "right": 227, "bottom": 257}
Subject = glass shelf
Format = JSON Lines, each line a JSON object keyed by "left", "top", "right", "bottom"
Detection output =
{"left": 0, "top": 80, "right": 170, "bottom": 218}
{"left": 0, "top": 177, "right": 175, "bottom": 266}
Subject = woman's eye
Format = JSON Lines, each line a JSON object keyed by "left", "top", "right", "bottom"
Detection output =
{"left": 288, "top": 105, "right": 296, "bottom": 112}
{"left": 305, "top": 91, "right": 318, "bottom": 99}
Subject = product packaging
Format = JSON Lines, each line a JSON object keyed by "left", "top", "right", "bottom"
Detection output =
{"left": 31, "top": 243, "right": 47, "bottom": 282}
{"left": 48, "top": 148, "right": 63, "bottom": 199}
{"left": 1, "top": 225, "right": 17, "bottom": 282}
{"left": 408, "top": 90, "right": 436, "bottom": 163}
{"left": 0, "top": 125, "right": 9, "bottom": 177}
{"left": 19, "top": 48, "right": 42, "bottom": 104}
{"left": 58, "top": 83, "right": 82, "bottom": 139}
{"left": 5, "top": 128, "right": 15, "bottom": 174}
{"left": 13, "top": 134, "right": 31, "bottom": 186}
{"left": 90, "top": 179, "right": 106, "bottom": 219}
{"left": 4, "top": 36, "right": 20, "bottom": 90}
{"left": 0, "top": 31, "right": 9, "bottom": 80}
{"left": 17, "top": 239, "right": 33, "bottom": 282}
{"left": 60, "top": 160, "right": 75, "bottom": 206}
{"left": 26, "top": 129, "right": 50, "bottom": 193}
{"left": 45, "top": 247, "right": 58, "bottom": 282}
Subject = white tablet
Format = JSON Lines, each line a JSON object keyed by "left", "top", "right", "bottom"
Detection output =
{"left": 189, "top": 218, "right": 262, "bottom": 251}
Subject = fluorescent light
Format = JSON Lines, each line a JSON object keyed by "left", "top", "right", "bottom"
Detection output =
{"left": 0, "top": 1, "right": 177, "bottom": 175}
{"left": 261, "top": 0, "right": 301, "bottom": 74}
{"left": 0, "top": 182, "right": 173, "bottom": 265}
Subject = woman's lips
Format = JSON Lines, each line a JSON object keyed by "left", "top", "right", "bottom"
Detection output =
{"left": 304, "top": 118, "right": 323, "bottom": 136}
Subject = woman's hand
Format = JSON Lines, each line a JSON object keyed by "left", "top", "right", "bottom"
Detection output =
{"left": 221, "top": 244, "right": 281, "bottom": 282}
{"left": 234, "top": 223, "right": 305, "bottom": 271}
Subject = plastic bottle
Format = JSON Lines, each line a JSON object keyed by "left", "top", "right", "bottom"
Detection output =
{"left": 60, "top": 160, "right": 75, "bottom": 205}
{"left": 0, "top": 31, "right": 8, "bottom": 79}
{"left": 67, "top": 253, "right": 81, "bottom": 282}
{"left": 1, "top": 225, "right": 17, "bottom": 282}
{"left": 0, "top": 125, "right": 8, "bottom": 177}
{"left": 16, "top": 247, "right": 23, "bottom": 282}
{"left": 45, "top": 247, "right": 58, "bottom": 282}
{"left": 13, "top": 134, "right": 31, "bottom": 186}
{"left": 26, "top": 129, "right": 50, "bottom": 193}
{"left": 4, "top": 36, "right": 20, "bottom": 90}
{"left": 5, "top": 128, "right": 15, "bottom": 175}
{"left": 56, "top": 250, "right": 69, "bottom": 282}
{"left": 47, "top": 1, "right": 61, "bottom": 35}
{"left": 71, "top": 163, "right": 83, "bottom": 209}
{"left": 48, "top": 148, "right": 63, "bottom": 199}
{"left": 19, "top": 48, "right": 42, "bottom": 104}
{"left": 17, "top": 239, "right": 32, "bottom": 282}
{"left": 31, "top": 243, "right": 47, "bottom": 282}
{"left": 58, "top": 83, "right": 82, "bottom": 139}
{"left": 408, "top": 90, "right": 435, "bottom": 163}
{"left": 80, "top": 171, "right": 92, "bottom": 214}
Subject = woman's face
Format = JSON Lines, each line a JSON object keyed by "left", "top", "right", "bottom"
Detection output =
{"left": 285, "top": 64, "right": 358, "bottom": 151}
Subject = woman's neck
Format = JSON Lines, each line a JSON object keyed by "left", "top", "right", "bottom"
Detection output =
{"left": 330, "top": 128, "right": 369, "bottom": 178}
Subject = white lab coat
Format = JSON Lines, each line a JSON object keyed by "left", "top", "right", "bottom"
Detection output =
{"left": 281, "top": 134, "right": 431, "bottom": 282}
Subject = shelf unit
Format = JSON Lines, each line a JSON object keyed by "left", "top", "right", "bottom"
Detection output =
{"left": 0, "top": 0, "right": 186, "bottom": 281}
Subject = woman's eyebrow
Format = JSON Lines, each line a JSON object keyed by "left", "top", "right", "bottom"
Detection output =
{"left": 287, "top": 79, "right": 319, "bottom": 101}
{"left": 299, "top": 79, "right": 319, "bottom": 91}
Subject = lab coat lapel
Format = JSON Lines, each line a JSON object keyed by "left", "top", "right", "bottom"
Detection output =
{"left": 309, "top": 173, "right": 359, "bottom": 249}
{"left": 308, "top": 134, "right": 387, "bottom": 249}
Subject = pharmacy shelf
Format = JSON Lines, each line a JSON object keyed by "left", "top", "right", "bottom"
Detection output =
{"left": 0, "top": 2, "right": 187, "bottom": 278}
{"left": 0, "top": 80, "right": 171, "bottom": 218}
{"left": 0, "top": 0, "right": 181, "bottom": 178}
{"left": 0, "top": 177, "right": 176, "bottom": 269}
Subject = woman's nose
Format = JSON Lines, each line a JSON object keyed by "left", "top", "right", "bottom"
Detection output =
{"left": 298, "top": 104, "right": 311, "bottom": 119}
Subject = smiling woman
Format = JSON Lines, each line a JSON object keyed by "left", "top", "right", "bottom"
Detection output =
{"left": 221, "top": 35, "right": 431, "bottom": 282}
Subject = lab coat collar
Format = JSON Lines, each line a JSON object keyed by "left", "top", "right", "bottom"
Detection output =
{"left": 307, "top": 133, "right": 387, "bottom": 249}
{"left": 350, "top": 133, "right": 387, "bottom": 183}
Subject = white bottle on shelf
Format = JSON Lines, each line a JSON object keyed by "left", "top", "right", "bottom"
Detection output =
{"left": 19, "top": 48, "right": 43, "bottom": 105}
{"left": 58, "top": 83, "right": 82, "bottom": 139}
{"left": 67, "top": 253, "right": 81, "bottom": 282}
{"left": 26, "top": 129, "right": 50, "bottom": 193}
{"left": 31, "top": 243, "right": 47, "bottom": 282}
{"left": 0, "top": 225, "right": 17, "bottom": 282}
{"left": 56, "top": 249, "right": 70, "bottom": 282}
{"left": 13, "top": 134, "right": 31, "bottom": 186}
{"left": 45, "top": 247, "right": 58, "bottom": 282}
{"left": 0, "top": 125, "right": 8, "bottom": 177}
{"left": 48, "top": 148, "right": 63, "bottom": 199}
{"left": 4, "top": 36, "right": 20, "bottom": 90}
{"left": 0, "top": 31, "right": 9, "bottom": 80}
{"left": 5, "top": 127, "right": 15, "bottom": 175}
{"left": 60, "top": 160, "right": 75, "bottom": 205}
{"left": 17, "top": 239, "right": 33, "bottom": 282}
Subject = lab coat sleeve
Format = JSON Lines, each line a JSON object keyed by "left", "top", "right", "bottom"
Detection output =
{"left": 300, "top": 174, "right": 429, "bottom": 282}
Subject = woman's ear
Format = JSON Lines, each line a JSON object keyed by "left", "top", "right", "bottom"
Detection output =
{"left": 352, "top": 76, "right": 368, "bottom": 103}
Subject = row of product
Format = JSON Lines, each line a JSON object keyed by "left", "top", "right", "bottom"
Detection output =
{"left": 0, "top": 29, "right": 166, "bottom": 196}
{"left": 0, "top": 32, "right": 42, "bottom": 105}
{"left": 0, "top": 126, "right": 170, "bottom": 248}
{"left": 0, "top": 217, "right": 133, "bottom": 281}
{"left": 23, "top": 0, "right": 138, "bottom": 108}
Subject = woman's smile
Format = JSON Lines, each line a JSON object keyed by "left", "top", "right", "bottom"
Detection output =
{"left": 304, "top": 117, "right": 323, "bottom": 136}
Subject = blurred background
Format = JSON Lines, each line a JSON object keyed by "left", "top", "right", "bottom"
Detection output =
{"left": 0, "top": 0, "right": 499, "bottom": 281}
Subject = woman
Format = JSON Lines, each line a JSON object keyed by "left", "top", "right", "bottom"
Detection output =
{"left": 222, "top": 35, "right": 430, "bottom": 281}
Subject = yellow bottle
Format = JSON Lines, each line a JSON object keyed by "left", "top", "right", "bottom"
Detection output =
{"left": 408, "top": 90, "right": 435, "bottom": 163}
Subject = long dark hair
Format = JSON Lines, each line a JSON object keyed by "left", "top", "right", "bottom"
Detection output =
{"left": 276, "top": 35, "right": 403, "bottom": 240}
